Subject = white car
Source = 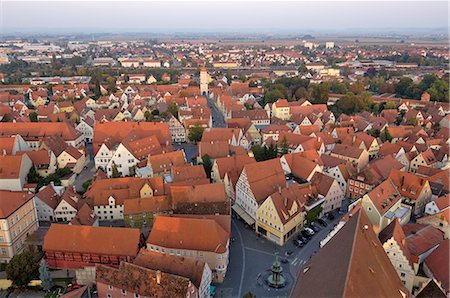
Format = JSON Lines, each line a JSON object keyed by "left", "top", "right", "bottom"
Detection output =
{"left": 305, "top": 227, "right": 315, "bottom": 235}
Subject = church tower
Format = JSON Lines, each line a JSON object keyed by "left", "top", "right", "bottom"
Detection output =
{"left": 200, "top": 67, "right": 208, "bottom": 96}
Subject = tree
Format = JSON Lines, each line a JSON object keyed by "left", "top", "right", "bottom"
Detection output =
{"left": 29, "top": 112, "right": 38, "bottom": 122}
{"left": 111, "top": 164, "right": 121, "bottom": 178}
{"left": 144, "top": 111, "right": 154, "bottom": 122}
{"left": 82, "top": 179, "right": 92, "bottom": 193}
{"left": 394, "top": 77, "right": 414, "bottom": 97}
{"left": 310, "top": 82, "right": 329, "bottom": 104}
{"left": 168, "top": 101, "right": 179, "bottom": 118}
{"left": 6, "top": 252, "right": 39, "bottom": 287}
{"left": 151, "top": 109, "right": 160, "bottom": 116}
{"left": 188, "top": 124, "right": 204, "bottom": 143}
{"left": 39, "top": 260, "right": 53, "bottom": 291}
{"left": 243, "top": 292, "right": 256, "bottom": 298}
{"left": 263, "top": 89, "right": 284, "bottom": 105}
{"left": 279, "top": 137, "right": 289, "bottom": 156}
{"left": 201, "top": 154, "right": 213, "bottom": 179}
{"left": 381, "top": 128, "right": 393, "bottom": 142}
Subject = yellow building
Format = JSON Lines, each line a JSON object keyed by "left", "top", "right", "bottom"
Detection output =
{"left": 0, "top": 191, "right": 38, "bottom": 262}
{"left": 256, "top": 184, "right": 307, "bottom": 246}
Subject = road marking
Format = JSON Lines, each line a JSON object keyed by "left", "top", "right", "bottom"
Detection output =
{"left": 291, "top": 257, "right": 298, "bottom": 265}
{"left": 244, "top": 247, "right": 276, "bottom": 257}
{"left": 232, "top": 219, "right": 245, "bottom": 298}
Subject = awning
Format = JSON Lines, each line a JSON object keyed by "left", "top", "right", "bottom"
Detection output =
{"left": 232, "top": 204, "right": 255, "bottom": 226}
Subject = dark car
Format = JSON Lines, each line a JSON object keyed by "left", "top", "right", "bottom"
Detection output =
{"left": 310, "top": 224, "right": 320, "bottom": 232}
{"left": 301, "top": 230, "right": 312, "bottom": 238}
{"left": 297, "top": 235, "right": 309, "bottom": 243}
{"left": 327, "top": 212, "right": 335, "bottom": 220}
{"left": 281, "top": 258, "right": 289, "bottom": 264}
{"left": 317, "top": 218, "right": 328, "bottom": 227}
{"left": 293, "top": 239, "right": 304, "bottom": 247}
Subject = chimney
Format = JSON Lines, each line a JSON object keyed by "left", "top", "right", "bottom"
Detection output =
{"left": 400, "top": 176, "right": 405, "bottom": 187}
{"left": 284, "top": 196, "right": 287, "bottom": 207}
{"left": 156, "top": 270, "right": 161, "bottom": 285}
{"left": 278, "top": 186, "right": 282, "bottom": 193}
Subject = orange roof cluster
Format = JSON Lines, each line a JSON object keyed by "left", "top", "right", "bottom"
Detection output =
{"left": 0, "top": 122, "right": 81, "bottom": 142}
{"left": 93, "top": 122, "right": 171, "bottom": 155}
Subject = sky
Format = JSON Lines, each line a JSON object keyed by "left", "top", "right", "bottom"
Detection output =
{"left": 1, "top": 1, "right": 449, "bottom": 34}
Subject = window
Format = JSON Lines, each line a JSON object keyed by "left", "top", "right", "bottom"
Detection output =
{"left": 1, "top": 248, "right": 6, "bottom": 256}
{"left": 107, "top": 295, "right": 112, "bottom": 298}
{"left": 108, "top": 285, "right": 113, "bottom": 290}
{"left": 400, "top": 273, "right": 405, "bottom": 277}
{"left": 134, "top": 294, "right": 140, "bottom": 298}
{"left": 121, "top": 289, "right": 127, "bottom": 295}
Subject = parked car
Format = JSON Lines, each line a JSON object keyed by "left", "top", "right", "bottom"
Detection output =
{"left": 293, "top": 239, "right": 304, "bottom": 247}
{"left": 310, "top": 223, "right": 320, "bottom": 232}
{"left": 297, "top": 234, "right": 309, "bottom": 243}
{"left": 317, "top": 218, "right": 328, "bottom": 227}
{"left": 301, "top": 230, "right": 312, "bottom": 238}
{"left": 305, "top": 227, "right": 315, "bottom": 235}
{"left": 327, "top": 212, "right": 335, "bottom": 220}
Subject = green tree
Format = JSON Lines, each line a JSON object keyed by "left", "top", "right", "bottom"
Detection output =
{"left": 39, "top": 260, "right": 53, "bottom": 291}
{"left": 29, "top": 112, "right": 38, "bottom": 122}
{"left": 188, "top": 124, "right": 204, "bottom": 143}
{"left": 381, "top": 128, "right": 393, "bottom": 142}
{"left": 427, "top": 79, "right": 449, "bottom": 102}
{"left": 263, "top": 89, "right": 284, "bottom": 105}
{"left": 151, "top": 109, "right": 160, "bottom": 116}
{"left": 6, "top": 252, "right": 39, "bottom": 287}
{"left": 394, "top": 77, "right": 414, "bottom": 97}
{"left": 310, "top": 82, "right": 329, "bottom": 104}
{"left": 144, "top": 111, "right": 154, "bottom": 122}
{"left": 168, "top": 101, "right": 179, "bottom": 118}
{"left": 111, "top": 164, "right": 121, "bottom": 178}
{"left": 201, "top": 154, "right": 213, "bottom": 179}
{"left": 82, "top": 179, "right": 92, "bottom": 193}
{"left": 280, "top": 137, "right": 289, "bottom": 155}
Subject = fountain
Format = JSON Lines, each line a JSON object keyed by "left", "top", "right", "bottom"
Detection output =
{"left": 267, "top": 253, "right": 286, "bottom": 288}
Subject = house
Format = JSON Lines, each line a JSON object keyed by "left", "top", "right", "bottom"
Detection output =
{"left": 147, "top": 150, "right": 187, "bottom": 178}
{"left": 168, "top": 115, "right": 186, "bottom": 143}
{"left": 280, "top": 153, "right": 322, "bottom": 182}
{"left": 86, "top": 176, "right": 165, "bottom": 221}
{"left": 124, "top": 196, "right": 170, "bottom": 228}
{"left": 134, "top": 251, "right": 212, "bottom": 298}
{"left": 34, "top": 184, "right": 61, "bottom": 222}
{"left": 75, "top": 117, "right": 94, "bottom": 143}
{"left": 201, "top": 128, "right": 242, "bottom": 147}
{"left": 235, "top": 158, "right": 286, "bottom": 224}
{"left": 0, "top": 190, "right": 38, "bottom": 262}
{"left": 379, "top": 219, "right": 417, "bottom": 294}
{"left": 311, "top": 172, "right": 344, "bottom": 215}
{"left": 57, "top": 146, "right": 86, "bottom": 174}
{"left": 169, "top": 183, "right": 229, "bottom": 215}
{"left": 0, "top": 135, "right": 30, "bottom": 155}
{"left": 211, "top": 154, "right": 256, "bottom": 202}
{"left": 361, "top": 179, "right": 412, "bottom": 233}
{"left": 331, "top": 144, "right": 369, "bottom": 172}
{"left": 290, "top": 210, "right": 410, "bottom": 298}
{"left": 53, "top": 187, "right": 83, "bottom": 222}
{"left": 70, "top": 203, "right": 99, "bottom": 226}
{"left": 417, "top": 209, "right": 449, "bottom": 239}
{"left": 423, "top": 239, "right": 449, "bottom": 296}
{"left": 256, "top": 183, "right": 307, "bottom": 246}
{"left": 0, "top": 154, "right": 33, "bottom": 191}
{"left": 424, "top": 195, "right": 449, "bottom": 215}
{"left": 389, "top": 169, "right": 432, "bottom": 215}
{"left": 43, "top": 224, "right": 141, "bottom": 274}
{"left": 403, "top": 223, "right": 444, "bottom": 266}
{"left": 17, "top": 150, "right": 57, "bottom": 177}
{"left": 410, "top": 149, "right": 438, "bottom": 173}
{"left": 147, "top": 214, "right": 230, "bottom": 282}
{"left": 96, "top": 261, "right": 199, "bottom": 298}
